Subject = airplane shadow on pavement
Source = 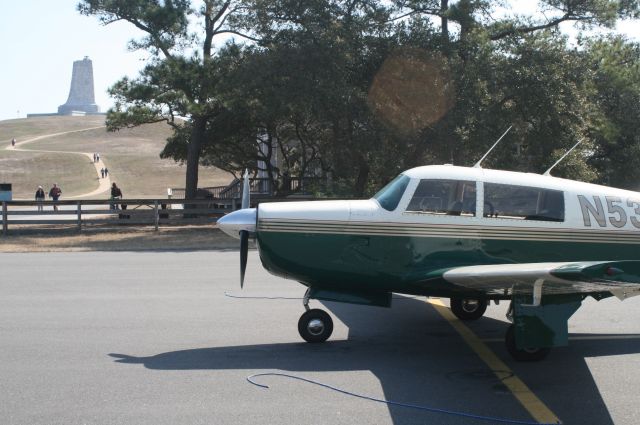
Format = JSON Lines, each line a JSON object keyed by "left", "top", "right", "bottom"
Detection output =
{"left": 109, "top": 296, "right": 639, "bottom": 425}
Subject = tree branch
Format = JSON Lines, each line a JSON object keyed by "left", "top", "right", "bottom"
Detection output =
{"left": 386, "top": 8, "right": 441, "bottom": 23}
{"left": 489, "top": 14, "right": 594, "bottom": 40}
{"left": 215, "top": 30, "right": 262, "bottom": 43}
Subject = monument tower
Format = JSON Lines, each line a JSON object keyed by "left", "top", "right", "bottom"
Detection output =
{"left": 57, "top": 56, "right": 100, "bottom": 115}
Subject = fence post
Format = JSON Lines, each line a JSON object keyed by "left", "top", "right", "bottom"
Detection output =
{"left": 77, "top": 201, "right": 82, "bottom": 231}
{"left": 2, "top": 202, "right": 7, "bottom": 236}
{"left": 154, "top": 200, "right": 159, "bottom": 231}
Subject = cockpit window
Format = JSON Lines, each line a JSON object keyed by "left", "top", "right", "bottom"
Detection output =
{"left": 406, "top": 179, "right": 476, "bottom": 216}
{"left": 373, "top": 174, "right": 410, "bottom": 211}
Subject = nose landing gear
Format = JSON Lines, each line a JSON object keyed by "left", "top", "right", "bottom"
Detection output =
{"left": 298, "top": 289, "right": 333, "bottom": 343}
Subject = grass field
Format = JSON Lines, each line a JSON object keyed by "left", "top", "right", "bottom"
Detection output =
{"left": 0, "top": 116, "right": 231, "bottom": 199}
{"left": 0, "top": 150, "right": 98, "bottom": 197}
{"left": 0, "top": 115, "right": 105, "bottom": 141}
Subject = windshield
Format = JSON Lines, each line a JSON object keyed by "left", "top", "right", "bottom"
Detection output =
{"left": 373, "top": 174, "right": 410, "bottom": 211}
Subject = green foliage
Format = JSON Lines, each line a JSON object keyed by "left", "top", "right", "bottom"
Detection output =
{"left": 82, "top": 0, "right": 640, "bottom": 197}
{"left": 78, "top": 0, "right": 191, "bottom": 55}
{"left": 584, "top": 36, "right": 640, "bottom": 189}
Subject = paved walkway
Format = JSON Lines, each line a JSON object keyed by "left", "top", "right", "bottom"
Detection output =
{"left": 5, "top": 126, "right": 111, "bottom": 198}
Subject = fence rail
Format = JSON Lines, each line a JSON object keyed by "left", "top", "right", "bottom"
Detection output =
{"left": 0, "top": 199, "right": 226, "bottom": 235}
{"left": 1, "top": 195, "right": 346, "bottom": 235}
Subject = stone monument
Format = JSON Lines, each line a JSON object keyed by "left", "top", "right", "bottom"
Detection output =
{"left": 57, "top": 56, "right": 100, "bottom": 115}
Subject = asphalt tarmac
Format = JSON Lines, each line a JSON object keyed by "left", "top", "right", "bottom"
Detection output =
{"left": 1, "top": 251, "right": 639, "bottom": 424}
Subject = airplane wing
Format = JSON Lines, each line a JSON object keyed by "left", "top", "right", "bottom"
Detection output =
{"left": 442, "top": 261, "right": 640, "bottom": 300}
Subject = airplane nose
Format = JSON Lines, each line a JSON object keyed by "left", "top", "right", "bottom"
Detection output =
{"left": 217, "top": 208, "right": 257, "bottom": 239}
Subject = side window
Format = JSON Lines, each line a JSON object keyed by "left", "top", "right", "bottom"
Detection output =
{"left": 484, "top": 183, "right": 564, "bottom": 222}
{"left": 406, "top": 179, "right": 476, "bottom": 216}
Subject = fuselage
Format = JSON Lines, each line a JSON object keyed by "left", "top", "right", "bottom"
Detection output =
{"left": 220, "top": 165, "right": 640, "bottom": 298}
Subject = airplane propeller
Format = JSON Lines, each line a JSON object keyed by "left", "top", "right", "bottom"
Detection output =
{"left": 239, "top": 169, "right": 250, "bottom": 288}
{"left": 216, "top": 170, "right": 257, "bottom": 289}
{"left": 240, "top": 228, "right": 248, "bottom": 288}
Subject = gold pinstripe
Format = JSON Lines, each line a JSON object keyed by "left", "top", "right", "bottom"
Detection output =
{"left": 258, "top": 219, "right": 640, "bottom": 244}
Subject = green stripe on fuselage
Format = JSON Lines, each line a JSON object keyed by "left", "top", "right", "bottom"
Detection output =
{"left": 256, "top": 228, "right": 638, "bottom": 298}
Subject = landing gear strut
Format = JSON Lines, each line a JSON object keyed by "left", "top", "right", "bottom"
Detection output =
{"left": 298, "top": 289, "right": 333, "bottom": 343}
{"left": 450, "top": 297, "right": 487, "bottom": 320}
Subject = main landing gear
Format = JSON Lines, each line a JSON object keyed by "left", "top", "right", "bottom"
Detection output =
{"left": 502, "top": 301, "right": 553, "bottom": 362}
{"left": 449, "top": 297, "right": 549, "bottom": 361}
{"left": 505, "top": 324, "right": 550, "bottom": 362}
{"left": 450, "top": 297, "right": 488, "bottom": 321}
{"left": 298, "top": 289, "right": 333, "bottom": 343}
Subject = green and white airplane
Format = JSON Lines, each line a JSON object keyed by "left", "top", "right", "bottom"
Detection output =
{"left": 218, "top": 164, "right": 640, "bottom": 361}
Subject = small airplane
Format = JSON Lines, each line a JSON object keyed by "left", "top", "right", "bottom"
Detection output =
{"left": 218, "top": 157, "right": 640, "bottom": 361}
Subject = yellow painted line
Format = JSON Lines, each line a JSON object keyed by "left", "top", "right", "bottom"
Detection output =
{"left": 428, "top": 298, "right": 561, "bottom": 424}
{"left": 481, "top": 335, "right": 640, "bottom": 343}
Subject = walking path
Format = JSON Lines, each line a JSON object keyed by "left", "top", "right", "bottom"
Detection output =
{"left": 5, "top": 126, "right": 112, "bottom": 198}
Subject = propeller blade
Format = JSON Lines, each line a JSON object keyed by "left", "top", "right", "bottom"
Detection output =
{"left": 240, "top": 230, "right": 249, "bottom": 288}
{"left": 241, "top": 169, "right": 250, "bottom": 210}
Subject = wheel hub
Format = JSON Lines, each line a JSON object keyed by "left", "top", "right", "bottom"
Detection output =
{"left": 307, "top": 319, "right": 325, "bottom": 336}
{"left": 462, "top": 299, "right": 479, "bottom": 313}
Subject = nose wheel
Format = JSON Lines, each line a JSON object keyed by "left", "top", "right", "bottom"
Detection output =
{"left": 298, "top": 308, "right": 334, "bottom": 343}
{"left": 298, "top": 288, "right": 333, "bottom": 343}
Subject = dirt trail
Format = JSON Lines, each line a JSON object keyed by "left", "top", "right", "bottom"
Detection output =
{"left": 5, "top": 126, "right": 111, "bottom": 197}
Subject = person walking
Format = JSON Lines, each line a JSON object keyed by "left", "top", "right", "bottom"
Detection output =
{"left": 35, "top": 185, "right": 45, "bottom": 211}
{"left": 104, "top": 167, "right": 109, "bottom": 177}
{"left": 11, "top": 138, "right": 16, "bottom": 147}
{"left": 48, "top": 184, "right": 62, "bottom": 211}
{"left": 96, "top": 152, "right": 100, "bottom": 162}
{"left": 101, "top": 168, "right": 105, "bottom": 178}
{"left": 110, "top": 182, "right": 122, "bottom": 210}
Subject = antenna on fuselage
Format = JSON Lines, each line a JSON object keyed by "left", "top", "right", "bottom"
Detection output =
{"left": 473, "top": 125, "right": 513, "bottom": 168}
{"left": 542, "top": 139, "right": 582, "bottom": 176}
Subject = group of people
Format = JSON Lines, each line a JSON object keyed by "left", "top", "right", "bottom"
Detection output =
{"left": 35, "top": 184, "right": 62, "bottom": 211}
{"left": 25, "top": 147, "right": 122, "bottom": 212}
{"left": 33, "top": 182, "right": 123, "bottom": 212}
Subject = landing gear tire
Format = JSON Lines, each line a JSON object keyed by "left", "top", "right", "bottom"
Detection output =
{"left": 505, "top": 324, "right": 550, "bottom": 362}
{"left": 450, "top": 297, "right": 487, "bottom": 320}
{"left": 298, "top": 309, "right": 333, "bottom": 343}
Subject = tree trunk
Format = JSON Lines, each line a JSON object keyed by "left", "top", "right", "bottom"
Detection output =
{"left": 354, "top": 155, "right": 370, "bottom": 197}
{"left": 441, "top": 0, "right": 449, "bottom": 48}
{"left": 185, "top": 116, "right": 206, "bottom": 200}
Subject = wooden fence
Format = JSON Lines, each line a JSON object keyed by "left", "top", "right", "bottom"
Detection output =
{"left": 0, "top": 199, "right": 227, "bottom": 235}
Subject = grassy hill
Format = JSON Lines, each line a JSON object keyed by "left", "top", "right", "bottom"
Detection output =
{"left": 0, "top": 116, "right": 230, "bottom": 199}
{"left": 0, "top": 116, "right": 106, "bottom": 140}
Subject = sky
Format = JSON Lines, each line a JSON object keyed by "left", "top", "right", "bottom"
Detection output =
{"left": 0, "top": 0, "right": 147, "bottom": 121}
{"left": 1, "top": 1, "right": 639, "bottom": 122}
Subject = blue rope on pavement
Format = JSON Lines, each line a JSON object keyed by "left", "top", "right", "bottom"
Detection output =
{"left": 224, "top": 291, "right": 301, "bottom": 300}
{"left": 247, "top": 372, "right": 560, "bottom": 425}
{"left": 224, "top": 292, "right": 422, "bottom": 301}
